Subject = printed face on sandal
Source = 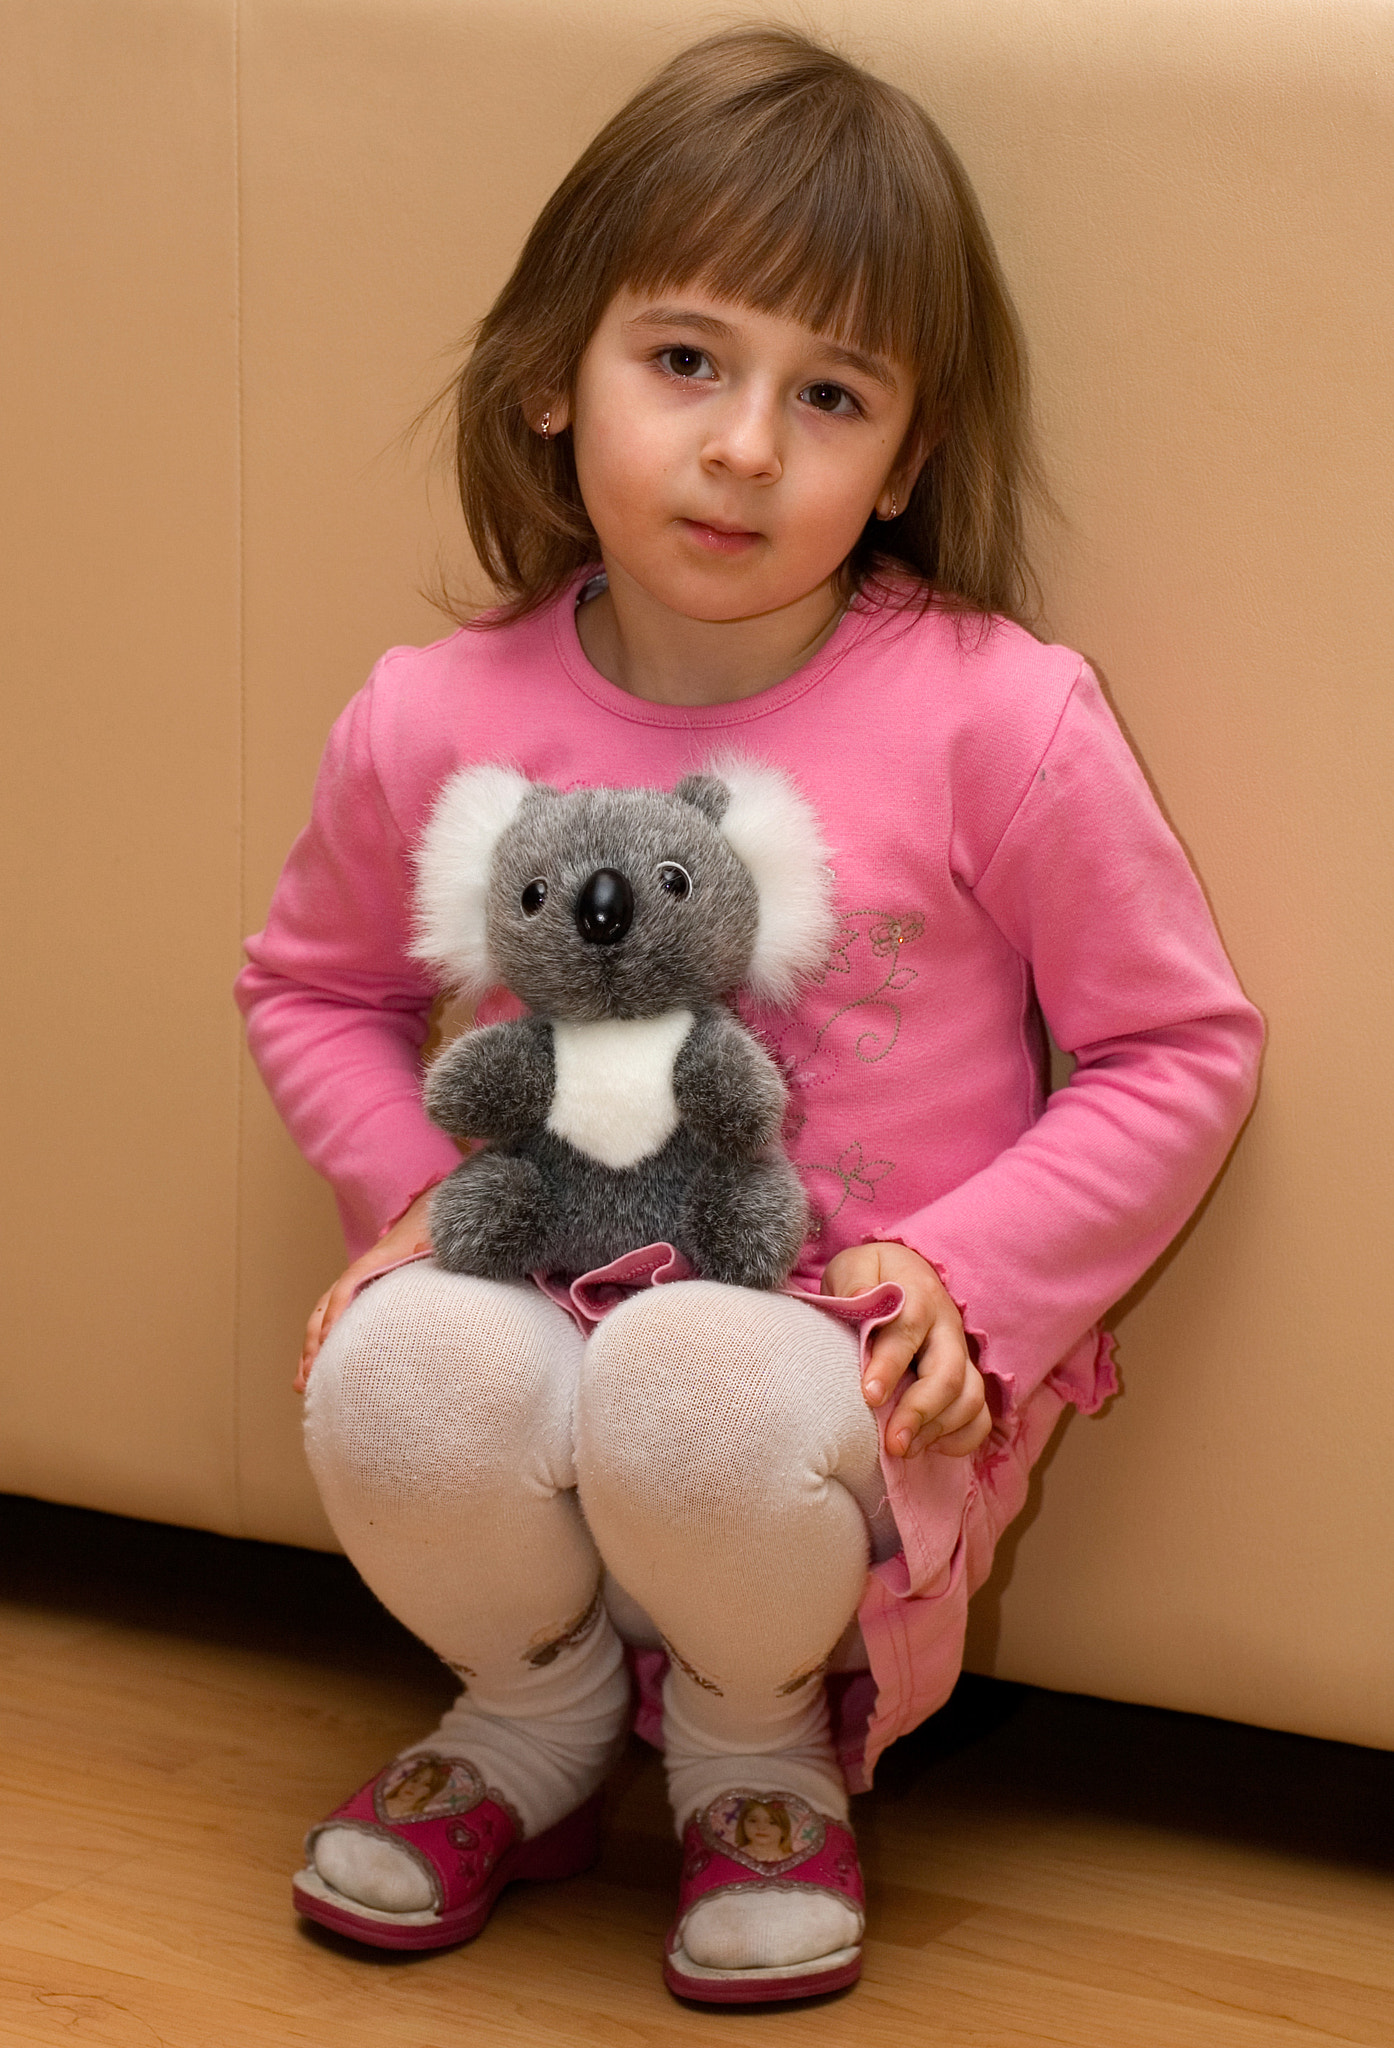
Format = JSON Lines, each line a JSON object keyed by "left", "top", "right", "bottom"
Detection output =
{"left": 700, "top": 1790, "right": 825, "bottom": 1874}
{"left": 374, "top": 1754, "right": 485, "bottom": 1823}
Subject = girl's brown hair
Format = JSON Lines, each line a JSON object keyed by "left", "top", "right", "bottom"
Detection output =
{"left": 445, "top": 25, "right": 1047, "bottom": 629}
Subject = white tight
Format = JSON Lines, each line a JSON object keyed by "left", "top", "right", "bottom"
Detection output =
{"left": 305, "top": 1264, "right": 889, "bottom": 1836}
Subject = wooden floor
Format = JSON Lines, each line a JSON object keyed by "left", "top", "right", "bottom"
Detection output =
{"left": 1, "top": 1496, "right": 1390, "bottom": 2048}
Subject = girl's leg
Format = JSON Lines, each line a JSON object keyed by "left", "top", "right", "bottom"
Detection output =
{"left": 575, "top": 1281, "right": 890, "bottom": 1971}
{"left": 302, "top": 1261, "right": 630, "bottom": 1910}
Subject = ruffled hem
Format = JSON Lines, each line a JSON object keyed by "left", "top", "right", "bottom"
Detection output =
{"left": 530, "top": 1242, "right": 906, "bottom": 1350}
{"left": 1048, "top": 1324, "right": 1120, "bottom": 1415}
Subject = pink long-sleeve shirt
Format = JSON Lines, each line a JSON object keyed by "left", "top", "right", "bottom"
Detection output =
{"left": 238, "top": 574, "right": 1262, "bottom": 1773}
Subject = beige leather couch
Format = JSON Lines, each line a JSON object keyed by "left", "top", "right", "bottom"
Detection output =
{"left": 4, "top": 0, "right": 1390, "bottom": 1751}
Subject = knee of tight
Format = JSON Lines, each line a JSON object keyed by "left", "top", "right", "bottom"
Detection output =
{"left": 304, "top": 1263, "right": 581, "bottom": 1510}
{"left": 575, "top": 1281, "right": 877, "bottom": 1525}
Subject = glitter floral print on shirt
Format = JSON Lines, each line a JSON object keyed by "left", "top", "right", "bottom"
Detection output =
{"left": 799, "top": 1138, "right": 896, "bottom": 1228}
{"left": 807, "top": 907, "right": 925, "bottom": 1067}
{"left": 753, "top": 906, "right": 924, "bottom": 1231}
{"left": 761, "top": 904, "right": 924, "bottom": 1099}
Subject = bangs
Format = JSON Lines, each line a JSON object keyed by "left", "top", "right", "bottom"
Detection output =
{"left": 612, "top": 91, "right": 969, "bottom": 394}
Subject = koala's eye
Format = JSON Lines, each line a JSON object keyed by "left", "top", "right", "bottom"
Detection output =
{"left": 657, "top": 862, "right": 692, "bottom": 900}
{"left": 520, "top": 878, "right": 548, "bottom": 916}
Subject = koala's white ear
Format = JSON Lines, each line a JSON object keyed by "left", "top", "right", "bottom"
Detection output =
{"left": 709, "top": 760, "right": 837, "bottom": 1005}
{"left": 410, "top": 763, "right": 531, "bottom": 991}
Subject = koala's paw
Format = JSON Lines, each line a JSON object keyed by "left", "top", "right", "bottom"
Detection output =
{"left": 423, "top": 1021, "right": 553, "bottom": 1145}
{"left": 679, "top": 1154, "right": 809, "bottom": 1290}
{"left": 429, "top": 1154, "right": 556, "bottom": 1280}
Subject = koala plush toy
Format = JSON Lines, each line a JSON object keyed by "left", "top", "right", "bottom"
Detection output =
{"left": 411, "top": 762, "right": 835, "bottom": 1289}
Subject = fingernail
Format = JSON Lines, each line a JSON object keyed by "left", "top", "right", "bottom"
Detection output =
{"left": 864, "top": 1379, "right": 882, "bottom": 1403}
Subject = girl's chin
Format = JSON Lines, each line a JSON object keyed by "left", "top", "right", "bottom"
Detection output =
{"left": 601, "top": 544, "right": 842, "bottom": 624}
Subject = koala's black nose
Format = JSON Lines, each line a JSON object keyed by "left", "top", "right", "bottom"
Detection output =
{"left": 574, "top": 868, "right": 634, "bottom": 945}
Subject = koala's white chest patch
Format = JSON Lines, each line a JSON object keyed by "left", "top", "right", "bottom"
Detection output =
{"left": 546, "top": 1009, "right": 694, "bottom": 1169}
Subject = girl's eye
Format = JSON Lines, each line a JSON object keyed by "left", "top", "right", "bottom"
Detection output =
{"left": 521, "top": 879, "right": 548, "bottom": 916}
{"left": 657, "top": 862, "right": 692, "bottom": 900}
{"left": 659, "top": 347, "right": 714, "bottom": 381}
{"left": 801, "top": 381, "right": 859, "bottom": 416}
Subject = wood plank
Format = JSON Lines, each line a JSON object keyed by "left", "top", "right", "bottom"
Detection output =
{"left": 874, "top": 1813, "right": 1394, "bottom": 1983}
{"left": 0, "top": 1495, "right": 1390, "bottom": 2048}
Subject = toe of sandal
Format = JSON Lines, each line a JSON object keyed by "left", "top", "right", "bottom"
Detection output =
{"left": 292, "top": 1752, "right": 602, "bottom": 1952}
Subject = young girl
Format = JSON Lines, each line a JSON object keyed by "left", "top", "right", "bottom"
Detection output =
{"left": 237, "top": 26, "right": 1263, "bottom": 2004}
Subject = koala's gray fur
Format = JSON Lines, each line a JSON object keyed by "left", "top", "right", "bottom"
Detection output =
{"left": 486, "top": 779, "right": 759, "bottom": 1023}
{"left": 414, "top": 766, "right": 833, "bottom": 1289}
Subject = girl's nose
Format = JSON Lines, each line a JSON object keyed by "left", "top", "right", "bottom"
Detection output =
{"left": 703, "top": 395, "right": 782, "bottom": 483}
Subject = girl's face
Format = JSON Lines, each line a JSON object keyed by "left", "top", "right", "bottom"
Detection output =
{"left": 556, "top": 286, "right": 921, "bottom": 628}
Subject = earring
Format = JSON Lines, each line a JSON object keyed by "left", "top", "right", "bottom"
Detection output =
{"left": 879, "top": 492, "right": 898, "bottom": 522}
{"left": 541, "top": 411, "right": 551, "bottom": 441}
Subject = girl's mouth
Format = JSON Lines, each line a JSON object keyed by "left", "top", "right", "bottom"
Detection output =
{"left": 680, "top": 519, "right": 762, "bottom": 556}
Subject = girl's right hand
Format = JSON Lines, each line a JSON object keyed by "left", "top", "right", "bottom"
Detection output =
{"left": 296, "top": 1188, "right": 437, "bottom": 1392}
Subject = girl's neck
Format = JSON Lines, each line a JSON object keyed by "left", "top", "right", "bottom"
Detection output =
{"left": 574, "top": 560, "right": 847, "bottom": 708}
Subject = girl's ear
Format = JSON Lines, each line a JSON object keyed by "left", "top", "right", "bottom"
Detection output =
{"left": 410, "top": 763, "right": 532, "bottom": 992}
{"left": 877, "top": 417, "right": 938, "bottom": 520}
{"left": 534, "top": 396, "right": 572, "bottom": 436}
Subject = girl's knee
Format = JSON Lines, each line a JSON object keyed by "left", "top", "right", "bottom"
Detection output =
{"left": 306, "top": 1263, "right": 580, "bottom": 1501}
{"left": 577, "top": 1283, "right": 870, "bottom": 1512}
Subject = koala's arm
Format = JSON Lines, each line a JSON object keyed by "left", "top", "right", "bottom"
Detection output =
{"left": 673, "top": 1008, "right": 787, "bottom": 1158}
{"left": 423, "top": 1019, "right": 555, "bottom": 1143}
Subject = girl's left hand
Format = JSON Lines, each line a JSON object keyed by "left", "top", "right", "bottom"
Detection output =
{"left": 821, "top": 1242, "right": 991, "bottom": 1458}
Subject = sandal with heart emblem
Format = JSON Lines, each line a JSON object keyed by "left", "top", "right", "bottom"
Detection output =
{"left": 663, "top": 1788, "right": 864, "bottom": 2003}
{"left": 292, "top": 1751, "right": 603, "bottom": 1951}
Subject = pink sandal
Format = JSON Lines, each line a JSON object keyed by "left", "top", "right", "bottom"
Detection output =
{"left": 664, "top": 1789, "right": 865, "bottom": 2004}
{"left": 291, "top": 1752, "right": 603, "bottom": 1951}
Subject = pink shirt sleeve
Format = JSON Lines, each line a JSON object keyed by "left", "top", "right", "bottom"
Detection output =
{"left": 234, "top": 672, "right": 462, "bottom": 1256}
{"left": 882, "top": 669, "right": 1265, "bottom": 1412}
